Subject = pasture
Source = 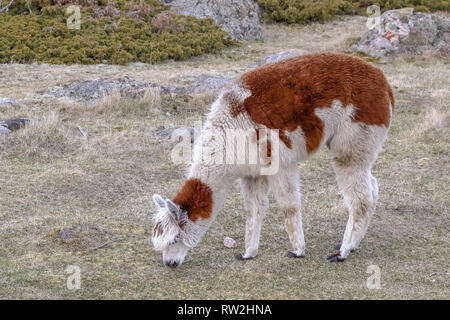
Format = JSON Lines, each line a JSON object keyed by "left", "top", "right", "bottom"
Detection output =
{"left": 0, "top": 16, "right": 448, "bottom": 299}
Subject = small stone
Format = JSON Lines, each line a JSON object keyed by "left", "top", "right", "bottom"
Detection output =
{"left": 223, "top": 237, "right": 236, "bottom": 248}
{"left": 0, "top": 98, "right": 18, "bottom": 106}
{"left": 59, "top": 228, "right": 73, "bottom": 241}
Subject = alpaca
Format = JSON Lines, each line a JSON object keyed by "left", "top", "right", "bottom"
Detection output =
{"left": 152, "top": 52, "right": 394, "bottom": 267}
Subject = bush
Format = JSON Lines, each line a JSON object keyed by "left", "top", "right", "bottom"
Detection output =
{"left": 257, "top": 0, "right": 357, "bottom": 24}
{"left": 0, "top": 0, "right": 235, "bottom": 65}
{"left": 258, "top": 0, "right": 449, "bottom": 24}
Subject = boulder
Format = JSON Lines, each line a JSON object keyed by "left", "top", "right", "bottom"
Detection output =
{"left": 53, "top": 76, "right": 157, "bottom": 102}
{"left": 53, "top": 74, "right": 232, "bottom": 103}
{"left": 0, "top": 118, "right": 32, "bottom": 133}
{"left": 158, "top": 0, "right": 264, "bottom": 40}
{"left": 351, "top": 9, "right": 450, "bottom": 57}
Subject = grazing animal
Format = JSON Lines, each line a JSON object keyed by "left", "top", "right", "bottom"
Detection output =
{"left": 152, "top": 52, "right": 394, "bottom": 267}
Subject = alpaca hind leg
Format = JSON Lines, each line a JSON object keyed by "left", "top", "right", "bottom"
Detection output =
{"left": 236, "top": 176, "right": 269, "bottom": 260}
{"left": 328, "top": 160, "right": 377, "bottom": 262}
{"left": 327, "top": 122, "right": 387, "bottom": 262}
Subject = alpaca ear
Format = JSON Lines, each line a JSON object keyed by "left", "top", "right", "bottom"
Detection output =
{"left": 153, "top": 194, "right": 166, "bottom": 209}
{"left": 166, "top": 199, "right": 180, "bottom": 220}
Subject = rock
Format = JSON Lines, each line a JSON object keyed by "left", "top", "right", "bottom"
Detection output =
{"left": 249, "top": 51, "right": 309, "bottom": 68}
{"left": 59, "top": 228, "right": 73, "bottom": 241}
{"left": 159, "top": 0, "right": 264, "bottom": 40}
{"left": 53, "top": 74, "right": 231, "bottom": 103}
{"left": 53, "top": 76, "right": 157, "bottom": 102}
{"left": 351, "top": 9, "right": 450, "bottom": 57}
{"left": 0, "top": 98, "right": 18, "bottom": 106}
{"left": 0, "top": 125, "right": 11, "bottom": 136}
{"left": 223, "top": 237, "right": 236, "bottom": 248}
{"left": 0, "top": 118, "right": 32, "bottom": 132}
{"left": 52, "top": 73, "right": 234, "bottom": 105}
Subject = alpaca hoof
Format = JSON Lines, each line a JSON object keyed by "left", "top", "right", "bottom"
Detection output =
{"left": 287, "top": 251, "right": 305, "bottom": 258}
{"left": 235, "top": 254, "right": 253, "bottom": 261}
{"left": 327, "top": 252, "right": 345, "bottom": 262}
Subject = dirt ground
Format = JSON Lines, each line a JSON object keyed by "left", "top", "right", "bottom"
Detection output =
{"left": 0, "top": 15, "right": 448, "bottom": 299}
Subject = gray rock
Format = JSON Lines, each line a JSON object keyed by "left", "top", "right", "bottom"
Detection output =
{"left": 0, "top": 118, "right": 32, "bottom": 132}
{"left": 59, "top": 228, "right": 73, "bottom": 241}
{"left": 0, "top": 98, "right": 18, "bottom": 106}
{"left": 249, "top": 51, "right": 309, "bottom": 68}
{"left": 53, "top": 76, "right": 157, "bottom": 102}
{"left": 351, "top": 9, "right": 450, "bottom": 57}
{"left": 159, "top": 0, "right": 264, "bottom": 40}
{"left": 0, "top": 125, "right": 11, "bottom": 136}
{"left": 53, "top": 74, "right": 231, "bottom": 103}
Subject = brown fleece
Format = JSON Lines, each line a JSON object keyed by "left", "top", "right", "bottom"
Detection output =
{"left": 227, "top": 52, "right": 394, "bottom": 153}
{"left": 173, "top": 178, "right": 213, "bottom": 222}
{"left": 153, "top": 222, "right": 163, "bottom": 237}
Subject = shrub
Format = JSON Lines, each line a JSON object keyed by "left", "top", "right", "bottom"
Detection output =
{"left": 0, "top": 0, "right": 235, "bottom": 65}
{"left": 257, "top": 0, "right": 449, "bottom": 24}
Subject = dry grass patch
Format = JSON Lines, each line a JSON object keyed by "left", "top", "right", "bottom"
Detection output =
{"left": 0, "top": 112, "right": 84, "bottom": 159}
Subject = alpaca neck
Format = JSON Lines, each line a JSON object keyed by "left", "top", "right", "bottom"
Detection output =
{"left": 173, "top": 123, "right": 239, "bottom": 246}
{"left": 172, "top": 164, "right": 234, "bottom": 248}
{"left": 189, "top": 162, "right": 234, "bottom": 215}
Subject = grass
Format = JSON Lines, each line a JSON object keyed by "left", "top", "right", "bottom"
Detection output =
{"left": 0, "top": 16, "right": 449, "bottom": 299}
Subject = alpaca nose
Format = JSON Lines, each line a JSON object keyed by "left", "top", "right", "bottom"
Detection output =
{"left": 165, "top": 260, "right": 178, "bottom": 268}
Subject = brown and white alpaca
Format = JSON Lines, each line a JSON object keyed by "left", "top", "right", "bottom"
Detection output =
{"left": 152, "top": 52, "right": 394, "bottom": 267}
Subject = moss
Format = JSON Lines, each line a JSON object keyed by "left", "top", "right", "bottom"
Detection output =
{"left": 0, "top": 0, "right": 235, "bottom": 65}
{"left": 257, "top": 0, "right": 449, "bottom": 24}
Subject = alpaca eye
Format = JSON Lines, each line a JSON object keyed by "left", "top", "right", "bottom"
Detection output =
{"left": 169, "top": 234, "right": 180, "bottom": 245}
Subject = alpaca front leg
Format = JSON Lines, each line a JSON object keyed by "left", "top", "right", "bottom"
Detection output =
{"left": 236, "top": 176, "right": 269, "bottom": 260}
{"left": 269, "top": 169, "right": 305, "bottom": 258}
{"left": 283, "top": 207, "right": 306, "bottom": 258}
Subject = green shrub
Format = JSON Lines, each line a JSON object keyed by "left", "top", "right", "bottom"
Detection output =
{"left": 370, "top": 0, "right": 449, "bottom": 12}
{"left": 0, "top": 0, "right": 235, "bottom": 65}
{"left": 258, "top": 0, "right": 449, "bottom": 24}
{"left": 258, "top": 0, "right": 358, "bottom": 24}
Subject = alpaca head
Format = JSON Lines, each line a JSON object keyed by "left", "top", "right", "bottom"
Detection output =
{"left": 152, "top": 194, "right": 190, "bottom": 267}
